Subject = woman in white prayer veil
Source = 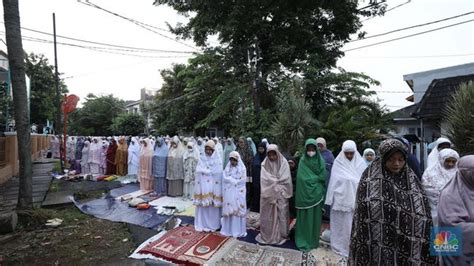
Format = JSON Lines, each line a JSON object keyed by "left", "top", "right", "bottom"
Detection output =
{"left": 422, "top": 148, "right": 459, "bottom": 226}
{"left": 221, "top": 151, "right": 247, "bottom": 237}
{"left": 81, "top": 141, "right": 90, "bottom": 174}
{"left": 183, "top": 141, "right": 200, "bottom": 200}
{"left": 427, "top": 137, "right": 452, "bottom": 168}
{"left": 167, "top": 136, "right": 186, "bottom": 197}
{"left": 212, "top": 137, "right": 224, "bottom": 161}
{"left": 194, "top": 140, "right": 223, "bottom": 232}
{"left": 127, "top": 137, "right": 140, "bottom": 175}
{"left": 325, "top": 140, "right": 367, "bottom": 257}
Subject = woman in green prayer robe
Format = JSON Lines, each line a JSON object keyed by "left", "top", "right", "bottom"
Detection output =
{"left": 295, "top": 138, "right": 327, "bottom": 251}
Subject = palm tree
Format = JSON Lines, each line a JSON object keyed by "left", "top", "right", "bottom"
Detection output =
{"left": 272, "top": 85, "right": 316, "bottom": 155}
{"left": 3, "top": 0, "right": 33, "bottom": 209}
{"left": 443, "top": 81, "right": 474, "bottom": 156}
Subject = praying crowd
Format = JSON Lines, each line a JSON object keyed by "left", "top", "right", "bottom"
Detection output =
{"left": 49, "top": 135, "right": 474, "bottom": 265}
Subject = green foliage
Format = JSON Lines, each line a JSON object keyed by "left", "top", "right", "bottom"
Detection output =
{"left": 315, "top": 98, "right": 392, "bottom": 154}
{"left": 444, "top": 82, "right": 474, "bottom": 156}
{"left": 0, "top": 81, "right": 13, "bottom": 127}
{"left": 25, "top": 53, "right": 68, "bottom": 125}
{"left": 110, "top": 113, "right": 146, "bottom": 136}
{"left": 271, "top": 82, "right": 317, "bottom": 155}
{"left": 68, "top": 94, "right": 125, "bottom": 136}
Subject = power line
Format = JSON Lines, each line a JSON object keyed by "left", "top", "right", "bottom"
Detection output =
{"left": 353, "top": 11, "right": 474, "bottom": 42}
{"left": 344, "top": 53, "right": 474, "bottom": 59}
{"left": 0, "top": 31, "right": 193, "bottom": 59}
{"left": 343, "top": 19, "right": 474, "bottom": 52}
{"left": 0, "top": 21, "right": 195, "bottom": 54}
{"left": 78, "top": 0, "right": 201, "bottom": 52}
{"left": 361, "top": 0, "right": 412, "bottom": 22}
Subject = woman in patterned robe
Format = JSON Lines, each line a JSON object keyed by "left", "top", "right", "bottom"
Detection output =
{"left": 349, "top": 138, "right": 435, "bottom": 265}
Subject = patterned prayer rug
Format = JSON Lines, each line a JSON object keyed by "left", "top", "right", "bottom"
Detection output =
{"left": 138, "top": 226, "right": 203, "bottom": 264}
{"left": 138, "top": 226, "right": 230, "bottom": 265}
{"left": 209, "top": 239, "right": 303, "bottom": 265}
{"left": 181, "top": 233, "right": 231, "bottom": 264}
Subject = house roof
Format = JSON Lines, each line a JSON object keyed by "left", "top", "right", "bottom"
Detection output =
{"left": 414, "top": 74, "right": 474, "bottom": 119}
{"left": 391, "top": 104, "right": 418, "bottom": 120}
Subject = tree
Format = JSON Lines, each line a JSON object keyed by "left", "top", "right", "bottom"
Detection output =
{"left": 315, "top": 98, "right": 392, "bottom": 154}
{"left": 157, "top": 1, "right": 384, "bottom": 114}
{"left": 110, "top": 113, "right": 146, "bottom": 136}
{"left": 0, "top": 81, "right": 13, "bottom": 128}
{"left": 271, "top": 82, "right": 316, "bottom": 155}
{"left": 25, "top": 53, "right": 68, "bottom": 125}
{"left": 3, "top": 0, "right": 33, "bottom": 209}
{"left": 444, "top": 82, "right": 474, "bottom": 155}
{"left": 68, "top": 94, "right": 125, "bottom": 136}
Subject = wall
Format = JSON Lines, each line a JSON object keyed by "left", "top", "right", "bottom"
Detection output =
{"left": 0, "top": 133, "right": 51, "bottom": 185}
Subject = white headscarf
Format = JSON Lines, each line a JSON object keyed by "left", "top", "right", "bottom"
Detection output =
{"left": 422, "top": 148, "right": 459, "bottom": 225}
{"left": 325, "top": 140, "right": 367, "bottom": 212}
{"left": 316, "top": 137, "right": 327, "bottom": 150}
{"left": 363, "top": 148, "right": 376, "bottom": 166}
{"left": 183, "top": 141, "right": 200, "bottom": 162}
{"left": 427, "top": 137, "right": 452, "bottom": 168}
{"left": 222, "top": 151, "right": 247, "bottom": 217}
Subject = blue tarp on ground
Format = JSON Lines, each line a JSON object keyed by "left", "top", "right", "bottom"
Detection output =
{"left": 72, "top": 184, "right": 168, "bottom": 230}
{"left": 73, "top": 183, "right": 297, "bottom": 250}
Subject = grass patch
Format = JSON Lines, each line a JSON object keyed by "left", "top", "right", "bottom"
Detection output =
{"left": 52, "top": 161, "right": 62, "bottom": 173}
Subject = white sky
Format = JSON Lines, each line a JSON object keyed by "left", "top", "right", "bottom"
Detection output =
{"left": 1, "top": 0, "right": 473, "bottom": 110}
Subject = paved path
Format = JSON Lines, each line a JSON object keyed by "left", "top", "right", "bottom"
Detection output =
{"left": 0, "top": 160, "right": 56, "bottom": 213}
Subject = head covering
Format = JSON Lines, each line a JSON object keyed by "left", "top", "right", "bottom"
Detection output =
{"left": 205, "top": 140, "right": 216, "bottom": 150}
{"left": 437, "top": 155, "right": 474, "bottom": 265}
{"left": 246, "top": 137, "right": 257, "bottom": 156}
{"left": 140, "top": 138, "right": 154, "bottom": 157}
{"left": 295, "top": 138, "right": 326, "bottom": 208}
{"left": 183, "top": 141, "right": 200, "bottom": 162}
{"left": 260, "top": 144, "right": 293, "bottom": 199}
{"left": 349, "top": 138, "right": 435, "bottom": 265}
{"left": 316, "top": 137, "right": 327, "bottom": 150}
{"left": 363, "top": 148, "right": 375, "bottom": 165}
{"left": 154, "top": 137, "right": 169, "bottom": 157}
{"left": 223, "top": 138, "right": 236, "bottom": 167}
{"left": 325, "top": 140, "right": 366, "bottom": 211}
{"left": 421, "top": 148, "right": 459, "bottom": 226}
{"left": 261, "top": 138, "right": 269, "bottom": 148}
{"left": 222, "top": 151, "right": 247, "bottom": 217}
{"left": 427, "top": 137, "right": 452, "bottom": 168}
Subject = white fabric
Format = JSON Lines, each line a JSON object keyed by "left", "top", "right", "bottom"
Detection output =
{"left": 316, "top": 137, "right": 327, "bottom": 149}
{"left": 195, "top": 206, "right": 222, "bottom": 232}
{"left": 194, "top": 146, "right": 223, "bottom": 207}
{"left": 427, "top": 137, "right": 451, "bottom": 168}
{"left": 363, "top": 148, "right": 375, "bottom": 166}
{"left": 215, "top": 140, "right": 224, "bottom": 162}
{"left": 220, "top": 216, "right": 247, "bottom": 237}
{"left": 222, "top": 151, "right": 247, "bottom": 217}
{"left": 81, "top": 141, "right": 90, "bottom": 174}
{"left": 325, "top": 140, "right": 366, "bottom": 212}
{"left": 183, "top": 142, "right": 200, "bottom": 162}
{"left": 88, "top": 138, "right": 101, "bottom": 165}
{"left": 330, "top": 210, "right": 353, "bottom": 257}
{"left": 128, "top": 137, "right": 140, "bottom": 175}
{"left": 422, "top": 148, "right": 459, "bottom": 226}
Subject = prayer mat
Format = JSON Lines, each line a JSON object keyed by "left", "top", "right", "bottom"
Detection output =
{"left": 138, "top": 226, "right": 204, "bottom": 264}
{"left": 209, "top": 239, "right": 303, "bottom": 265}
{"left": 181, "top": 233, "right": 231, "bottom": 264}
{"left": 310, "top": 246, "right": 348, "bottom": 266}
{"left": 138, "top": 226, "right": 230, "bottom": 265}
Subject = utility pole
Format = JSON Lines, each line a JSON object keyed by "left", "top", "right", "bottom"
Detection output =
{"left": 52, "top": 13, "right": 63, "bottom": 171}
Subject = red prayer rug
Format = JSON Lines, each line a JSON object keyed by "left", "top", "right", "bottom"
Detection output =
{"left": 139, "top": 226, "right": 230, "bottom": 265}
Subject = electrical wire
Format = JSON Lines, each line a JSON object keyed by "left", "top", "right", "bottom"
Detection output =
{"left": 0, "top": 21, "right": 195, "bottom": 54}
{"left": 343, "top": 19, "right": 474, "bottom": 52}
{"left": 78, "top": 0, "right": 201, "bottom": 52}
{"left": 353, "top": 11, "right": 474, "bottom": 42}
{"left": 361, "top": 0, "right": 412, "bottom": 22}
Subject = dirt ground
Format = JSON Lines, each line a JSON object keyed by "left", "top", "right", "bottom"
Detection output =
{"left": 0, "top": 206, "right": 144, "bottom": 266}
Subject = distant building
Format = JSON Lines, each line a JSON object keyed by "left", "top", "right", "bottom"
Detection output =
{"left": 125, "top": 88, "right": 157, "bottom": 134}
{"left": 391, "top": 63, "right": 474, "bottom": 168}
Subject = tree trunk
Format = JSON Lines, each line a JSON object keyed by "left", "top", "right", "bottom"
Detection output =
{"left": 3, "top": 0, "right": 33, "bottom": 209}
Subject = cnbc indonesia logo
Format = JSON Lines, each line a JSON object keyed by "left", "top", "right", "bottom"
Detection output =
{"left": 433, "top": 231, "right": 460, "bottom": 253}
